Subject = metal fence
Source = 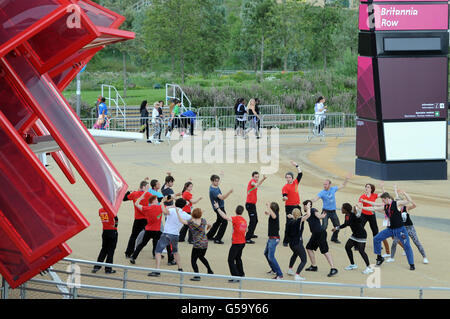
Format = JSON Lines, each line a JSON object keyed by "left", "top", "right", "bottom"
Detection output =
{"left": 2, "top": 258, "right": 450, "bottom": 299}
{"left": 197, "top": 105, "right": 284, "bottom": 117}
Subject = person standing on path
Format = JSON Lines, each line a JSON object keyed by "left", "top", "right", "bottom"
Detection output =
{"left": 245, "top": 171, "right": 267, "bottom": 244}
{"left": 263, "top": 202, "right": 283, "bottom": 280}
{"left": 179, "top": 181, "right": 203, "bottom": 243}
{"left": 92, "top": 207, "right": 118, "bottom": 274}
{"left": 312, "top": 174, "right": 352, "bottom": 244}
{"left": 282, "top": 160, "right": 303, "bottom": 246}
{"left": 206, "top": 174, "right": 233, "bottom": 244}
{"left": 214, "top": 202, "right": 247, "bottom": 283}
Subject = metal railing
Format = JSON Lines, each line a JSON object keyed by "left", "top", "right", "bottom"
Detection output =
{"left": 166, "top": 83, "right": 192, "bottom": 111}
{"left": 101, "top": 84, "right": 127, "bottom": 129}
{"left": 197, "top": 105, "right": 284, "bottom": 117}
{"left": 3, "top": 258, "right": 450, "bottom": 299}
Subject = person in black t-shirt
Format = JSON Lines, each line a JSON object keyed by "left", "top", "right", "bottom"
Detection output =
{"left": 263, "top": 202, "right": 283, "bottom": 280}
{"left": 286, "top": 203, "right": 311, "bottom": 281}
{"left": 333, "top": 203, "right": 372, "bottom": 275}
{"left": 357, "top": 192, "right": 415, "bottom": 270}
{"left": 303, "top": 200, "right": 338, "bottom": 277}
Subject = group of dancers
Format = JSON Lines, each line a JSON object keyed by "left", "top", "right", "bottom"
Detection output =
{"left": 92, "top": 161, "right": 428, "bottom": 282}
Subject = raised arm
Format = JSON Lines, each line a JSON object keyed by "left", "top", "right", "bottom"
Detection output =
{"left": 257, "top": 175, "right": 268, "bottom": 187}
{"left": 399, "top": 190, "right": 416, "bottom": 211}
{"left": 191, "top": 196, "right": 203, "bottom": 205}
{"left": 290, "top": 161, "right": 303, "bottom": 183}
{"left": 301, "top": 203, "right": 312, "bottom": 222}
{"left": 337, "top": 173, "right": 352, "bottom": 191}
{"left": 175, "top": 208, "right": 189, "bottom": 225}
{"left": 356, "top": 202, "right": 384, "bottom": 213}
{"left": 264, "top": 203, "right": 277, "bottom": 220}
{"left": 213, "top": 201, "right": 232, "bottom": 222}
{"left": 218, "top": 189, "right": 233, "bottom": 201}
{"left": 134, "top": 192, "right": 147, "bottom": 211}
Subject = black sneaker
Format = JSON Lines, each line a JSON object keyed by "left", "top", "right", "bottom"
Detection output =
{"left": 178, "top": 268, "right": 183, "bottom": 272}
{"left": 188, "top": 240, "right": 194, "bottom": 245}
{"left": 228, "top": 279, "right": 240, "bottom": 283}
{"left": 190, "top": 276, "right": 201, "bottom": 281}
{"left": 125, "top": 253, "right": 131, "bottom": 259}
{"left": 327, "top": 268, "right": 338, "bottom": 277}
{"left": 246, "top": 239, "right": 255, "bottom": 244}
{"left": 105, "top": 270, "right": 116, "bottom": 274}
{"left": 214, "top": 239, "right": 224, "bottom": 244}
{"left": 305, "top": 265, "right": 318, "bottom": 272}
{"left": 91, "top": 268, "right": 100, "bottom": 274}
{"left": 129, "top": 258, "right": 136, "bottom": 265}
{"left": 167, "top": 260, "right": 177, "bottom": 266}
{"left": 376, "top": 256, "right": 385, "bottom": 266}
{"left": 331, "top": 239, "right": 341, "bottom": 244}
{"left": 251, "top": 235, "right": 258, "bottom": 239}
{"left": 410, "top": 264, "right": 415, "bottom": 271}
{"left": 148, "top": 272, "right": 161, "bottom": 277}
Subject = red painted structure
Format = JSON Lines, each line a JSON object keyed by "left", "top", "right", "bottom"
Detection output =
{"left": 0, "top": 0, "right": 134, "bottom": 288}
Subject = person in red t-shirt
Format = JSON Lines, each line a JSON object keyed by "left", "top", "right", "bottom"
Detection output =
{"left": 179, "top": 181, "right": 203, "bottom": 243}
{"left": 92, "top": 208, "right": 118, "bottom": 274}
{"left": 281, "top": 160, "right": 303, "bottom": 246}
{"left": 130, "top": 194, "right": 168, "bottom": 264}
{"left": 123, "top": 180, "right": 152, "bottom": 258}
{"left": 214, "top": 202, "right": 247, "bottom": 283}
{"left": 245, "top": 171, "right": 267, "bottom": 244}
{"left": 359, "top": 183, "right": 391, "bottom": 257}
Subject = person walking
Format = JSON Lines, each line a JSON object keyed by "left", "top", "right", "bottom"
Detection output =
{"left": 176, "top": 208, "right": 214, "bottom": 281}
{"left": 281, "top": 160, "right": 303, "bottom": 246}
{"left": 179, "top": 181, "right": 203, "bottom": 243}
{"left": 130, "top": 194, "right": 167, "bottom": 264}
{"left": 263, "top": 202, "right": 283, "bottom": 280}
{"left": 390, "top": 189, "right": 428, "bottom": 264}
{"left": 92, "top": 207, "right": 118, "bottom": 274}
{"left": 206, "top": 174, "right": 233, "bottom": 244}
{"left": 148, "top": 198, "right": 192, "bottom": 277}
{"left": 123, "top": 180, "right": 151, "bottom": 259}
{"left": 333, "top": 203, "right": 373, "bottom": 275}
{"left": 312, "top": 174, "right": 352, "bottom": 244}
{"left": 234, "top": 98, "right": 247, "bottom": 137}
{"left": 245, "top": 171, "right": 267, "bottom": 244}
{"left": 214, "top": 202, "right": 247, "bottom": 283}
{"left": 150, "top": 102, "right": 163, "bottom": 144}
{"left": 286, "top": 205, "right": 311, "bottom": 281}
{"left": 97, "top": 97, "right": 108, "bottom": 130}
{"left": 303, "top": 200, "right": 338, "bottom": 277}
{"left": 357, "top": 192, "right": 416, "bottom": 270}
{"left": 247, "top": 98, "right": 261, "bottom": 138}
{"left": 139, "top": 100, "right": 150, "bottom": 142}
{"left": 314, "top": 96, "right": 327, "bottom": 136}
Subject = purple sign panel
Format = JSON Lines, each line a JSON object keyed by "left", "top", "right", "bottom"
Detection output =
{"left": 359, "top": 4, "right": 449, "bottom": 31}
{"left": 378, "top": 57, "right": 448, "bottom": 120}
{"left": 356, "top": 119, "right": 380, "bottom": 161}
{"left": 357, "top": 56, "right": 376, "bottom": 120}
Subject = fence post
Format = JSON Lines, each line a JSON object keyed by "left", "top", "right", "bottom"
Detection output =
{"left": 1, "top": 278, "right": 9, "bottom": 299}
{"left": 179, "top": 272, "right": 184, "bottom": 298}
{"left": 123, "top": 269, "right": 128, "bottom": 299}
{"left": 419, "top": 289, "right": 423, "bottom": 299}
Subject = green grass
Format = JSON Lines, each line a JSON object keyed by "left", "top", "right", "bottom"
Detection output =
{"left": 63, "top": 88, "right": 167, "bottom": 107}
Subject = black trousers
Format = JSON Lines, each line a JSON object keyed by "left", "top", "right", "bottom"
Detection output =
{"left": 94, "top": 230, "right": 118, "bottom": 272}
{"left": 345, "top": 239, "right": 370, "bottom": 267}
{"left": 289, "top": 239, "right": 307, "bottom": 275}
{"left": 132, "top": 230, "right": 161, "bottom": 260}
{"left": 179, "top": 224, "right": 193, "bottom": 242}
{"left": 284, "top": 205, "right": 301, "bottom": 245}
{"left": 191, "top": 247, "right": 213, "bottom": 274}
{"left": 361, "top": 214, "right": 379, "bottom": 237}
{"left": 207, "top": 208, "right": 228, "bottom": 241}
{"left": 125, "top": 219, "right": 147, "bottom": 257}
{"left": 228, "top": 243, "right": 245, "bottom": 277}
{"left": 245, "top": 203, "right": 258, "bottom": 240}
{"left": 140, "top": 118, "right": 149, "bottom": 139}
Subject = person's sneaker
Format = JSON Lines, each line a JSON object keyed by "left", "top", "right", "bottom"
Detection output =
{"left": 272, "top": 275, "right": 283, "bottom": 280}
{"left": 190, "top": 276, "right": 201, "bottom": 281}
{"left": 266, "top": 270, "right": 276, "bottom": 275}
{"left": 385, "top": 257, "right": 395, "bottom": 263}
{"left": 125, "top": 253, "right": 131, "bottom": 259}
{"left": 305, "top": 265, "right": 318, "bottom": 272}
{"left": 228, "top": 279, "right": 240, "bottom": 283}
{"left": 178, "top": 268, "right": 183, "bottom": 272}
{"left": 295, "top": 274, "right": 305, "bottom": 281}
{"left": 410, "top": 264, "right": 415, "bottom": 271}
{"left": 91, "top": 268, "right": 100, "bottom": 274}
{"left": 344, "top": 264, "right": 358, "bottom": 271}
{"left": 147, "top": 139, "right": 152, "bottom": 143}
{"left": 327, "top": 268, "right": 338, "bottom": 277}
{"left": 167, "top": 260, "right": 177, "bottom": 266}
{"left": 423, "top": 258, "right": 429, "bottom": 264}
{"left": 129, "top": 258, "right": 136, "bottom": 265}
{"left": 251, "top": 235, "right": 258, "bottom": 239}
{"left": 362, "top": 267, "right": 374, "bottom": 275}
{"left": 376, "top": 256, "right": 385, "bottom": 266}
{"left": 105, "top": 270, "right": 116, "bottom": 274}
{"left": 148, "top": 272, "right": 161, "bottom": 277}
{"left": 179, "top": 239, "right": 185, "bottom": 242}
{"left": 165, "top": 131, "right": 171, "bottom": 138}
{"left": 246, "top": 239, "right": 255, "bottom": 244}
{"left": 287, "top": 269, "right": 295, "bottom": 276}
{"left": 382, "top": 253, "right": 391, "bottom": 258}
{"left": 214, "top": 239, "right": 224, "bottom": 244}
{"left": 154, "top": 140, "right": 161, "bottom": 144}
{"left": 331, "top": 239, "right": 341, "bottom": 244}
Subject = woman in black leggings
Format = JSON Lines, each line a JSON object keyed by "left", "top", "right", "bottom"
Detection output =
{"left": 333, "top": 203, "right": 373, "bottom": 275}
{"left": 286, "top": 204, "right": 311, "bottom": 281}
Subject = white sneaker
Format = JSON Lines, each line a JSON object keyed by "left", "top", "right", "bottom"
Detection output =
{"left": 382, "top": 254, "right": 391, "bottom": 258}
{"left": 362, "top": 267, "right": 374, "bottom": 274}
{"left": 344, "top": 264, "right": 358, "bottom": 270}
{"left": 423, "top": 258, "right": 429, "bottom": 264}
{"left": 287, "top": 269, "right": 295, "bottom": 276}
{"left": 295, "top": 274, "right": 305, "bottom": 281}
{"left": 166, "top": 131, "right": 171, "bottom": 138}
{"left": 385, "top": 257, "right": 395, "bottom": 263}
{"left": 154, "top": 140, "right": 161, "bottom": 144}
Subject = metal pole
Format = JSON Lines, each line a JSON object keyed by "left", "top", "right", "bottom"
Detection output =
{"left": 122, "top": 269, "right": 128, "bottom": 299}
{"left": 76, "top": 72, "right": 81, "bottom": 117}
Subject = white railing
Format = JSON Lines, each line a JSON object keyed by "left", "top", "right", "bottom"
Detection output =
{"left": 101, "top": 84, "right": 127, "bottom": 129}
{"left": 166, "top": 83, "right": 192, "bottom": 112}
{"left": 3, "top": 258, "right": 450, "bottom": 299}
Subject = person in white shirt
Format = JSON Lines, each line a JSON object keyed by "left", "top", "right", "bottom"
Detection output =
{"left": 147, "top": 198, "right": 191, "bottom": 277}
{"left": 314, "top": 96, "right": 328, "bottom": 136}
{"left": 151, "top": 102, "right": 163, "bottom": 144}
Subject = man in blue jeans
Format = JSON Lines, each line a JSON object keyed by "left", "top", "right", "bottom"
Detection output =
{"left": 264, "top": 202, "right": 283, "bottom": 280}
{"left": 357, "top": 192, "right": 415, "bottom": 270}
{"left": 312, "top": 174, "right": 351, "bottom": 244}
{"left": 98, "top": 97, "right": 108, "bottom": 130}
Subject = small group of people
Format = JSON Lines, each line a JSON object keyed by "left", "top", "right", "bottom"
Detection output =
{"left": 234, "top": 97, "right": 262, "bottom": 139}
{"left": 139, "top": 100, "right": 165, "bottom": 144}
{"left": 92, "top": 161, "right": 428, "bottom": 284}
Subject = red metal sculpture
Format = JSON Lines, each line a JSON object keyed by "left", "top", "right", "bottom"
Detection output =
{"left": 0, "top": 0, "right": 134, "bottom": 288}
